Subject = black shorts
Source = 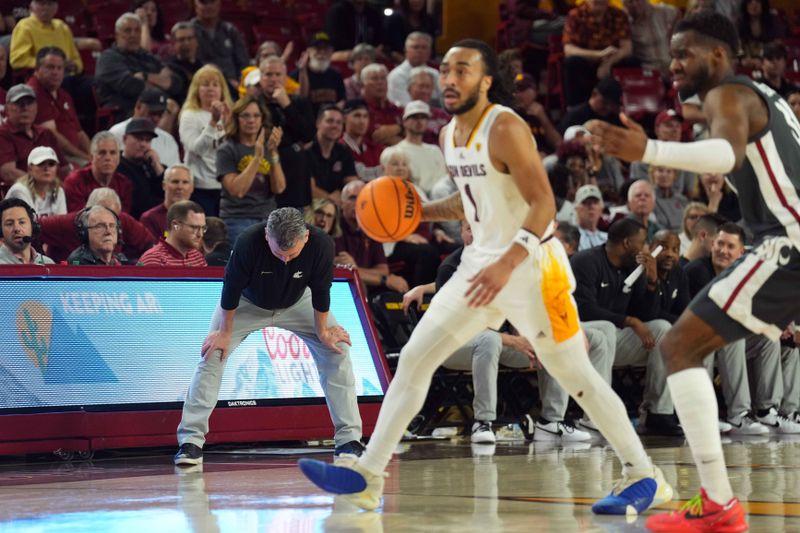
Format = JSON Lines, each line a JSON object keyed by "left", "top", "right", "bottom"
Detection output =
{"left": 688, "top": 236, "right": 800, "bottom": 343}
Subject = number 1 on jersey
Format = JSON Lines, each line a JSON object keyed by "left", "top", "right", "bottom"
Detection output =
{"left": 464, "top": 184, "right": 480, "bottom": 223}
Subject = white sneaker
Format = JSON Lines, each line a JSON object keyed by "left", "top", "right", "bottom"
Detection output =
{"left": 760, "top": 408, "right": 800, "bottom": 434}
{"left": 534, "top": 419, "right": 592, "bottom": 442}
{"left": 471, "top": 421, "right": 496, "bottom": 444}
{"left": 718, "top": 420, "right": 733, "bottom": 433}
{"left": 577, "top": 417, "right": 600, "bottom": 433}
{"left": 727, "top": 411, "right": 769, "bottom": 435}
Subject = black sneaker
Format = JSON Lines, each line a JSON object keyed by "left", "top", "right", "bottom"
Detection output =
{"left": 334, "top": 440, "right": 366, "bottom": 457}
{"left": 174, "top": 443, "right": 203, "bottom": 466}
{"left": 642, "top": 412, "right": 683, "bottom": 436}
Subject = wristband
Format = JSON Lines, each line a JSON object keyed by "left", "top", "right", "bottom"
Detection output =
{"left": 380, "top": 275, "right": 388, "bottom": 288}
{"left": 513, "top": 228, "right": 541, "bottom": 256}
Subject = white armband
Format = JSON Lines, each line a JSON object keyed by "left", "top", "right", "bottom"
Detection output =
{"left": 513, "top": 228, "right": 541, "bottom": 256}
{"left": 642, "top": 138, "right": 736, "bottom": 174}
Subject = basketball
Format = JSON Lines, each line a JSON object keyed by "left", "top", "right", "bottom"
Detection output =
{"left": 355, "top": 176, "right": 422, "bottom": 243}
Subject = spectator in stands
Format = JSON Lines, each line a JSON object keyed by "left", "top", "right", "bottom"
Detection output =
{"left": 138, "top": 200, "right": 207, "bottom": 266}
{"left": 66, "top": 205, "right": 127, "bottom": 265}
{"left": 216, "top": 96, "right": 285, "bottom": 244}
{"left": 118, "top": 118, "right": 166, "bottom": 218}
{"left": 630, "top": 110, "right": 696, "bottom": 197}
{"left": 344, "top": 43, "right": 375, "bottom": 101}
{"left": 132, "top": 0, "right": 166, "bottom": 55}
{"left": 679, "top": 202, "right": 711, "bottom": 257}
{"left": 237, "top": 40, "right": 299, "bottom": 100}
{"left": 696, "top": 171, "right": 741, "bottom": 223}
{"left": 8, "top": 0, "right": 82, "bottom": 74}
{"left": 95, "top": 13, "right": 180, "bottom": 120}
{"left": 761, "top": 40, "right": 799, "bottom": 98}
{"left": 514, "top": 73, "right": 561, "bottom": 156}
{"left": 788, "top": 89, "right": 800, "bottom": 121}
{"left": 574, "top": 184, "right": 607, "bottom": 251}
{"left": 559, "top": 77, "right": 623, "bottom": 134}
{"left": 325, "top": 0, "right": 383, "bottom": 62}
{"left": 651, "top": 229, "right": 690, "bottom": 324}
{"left": 555, "top": 221, "right": 581, "bottom": 256}
{"left": 0, "top": 198, "right": 53, "bottom": 264}
{"left": 29, "top": 47, "right": 90, "bottom": 164}
{"left": 571, "top": 218, "right": 678, "bottom": 435}
{"left": 257, "top": 56, "right": 315, "bottom": 211}
{"left": 779, "top": 326, "right": 800, "bottom": 424}
{"left": 202, "top": 216, "right": 230, "bottom": 266}
{"left": 63, "top": 131, "right": 133, "bottom": 213}
{"left": 627, "top": 179, "right": 662, "bottom": 242}
{"left": 650, "top": 166, "right": 689, "bottom": 232}
{"left": 562, "top": 0, "right": 634, "bottom": 108}
{"left": 191, "top": 0, "right": 249, "bottom": 92}
{"left": 40, "top": 187, "right": 156, "bottom": 263}
{"left": 0, "top": 84, "right": 67, "bottom": 187}
{"left": 306, "top": 197, "right": 342, "bottom": 240}
{"left": 307, "top": 105, "right": 358, "bottom": 204}
{"left": 548, "top": 140, "right": 590, "bottom": 223}
{"left": 623, "top": 0, "right": 680, "bottom": 75}
{"left": 292, "top": 32, "right": 345, "bottom": 115}
{"left": 6, "top": 146, "right": 66, "bottom": 216}
{"left": 387, "top": 32, "right": 439, "bottom": 107}
{"left": 140, "top": 164, "right": 194, "bottom": 238}
{"left": 179, "top": 64, "right": 233, "bottom": 217}
{"left": 681, "top": 212, "right": 724, "bottom": 265}
{"left": 0, "top": 46, "right": 7, "bottom": 116}
{"left": 407, "top": 67, "right": 450, "bottom": 144}
{"left": 110, "top": 88, "right": 181, "bottom": 168}
{"left": 737, "top": 0, "right": 785, "bottom": 66}
{"left": 361, "top": 63, "right": 403, "bottom": 146}
{"left": 164, "top": 22, "right": 203, "bottom": 104}
{"left": 334, "top": 179, "right": 409, "bottom": 293}
{"left": 340, "top": 99, "right": 383, "bottom": 182}
{"left": 396, "top": 100, "right": 447, "bottom": 196}
{"left": 384, "top": 0, "right": 437, "bottom": 62}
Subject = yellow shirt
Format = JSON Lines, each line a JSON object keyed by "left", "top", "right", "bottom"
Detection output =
{"left": 10, "top": 16, "right": 83, "bottom": 73}
{"left": 238, "top": 66, "right": 299, "bottom": 98}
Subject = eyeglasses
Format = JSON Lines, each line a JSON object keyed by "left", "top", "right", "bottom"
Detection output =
{"left": 314, "top": 209, "right": 335, "bottom": 220}
{"left": 239, "top": 113, "right": 262, "bottom": 120}
{"left": 87, "top": 222, "right": 118, "bottom": 232}
{"left": 176, "top": 221, "right": 207, "bottom": 234}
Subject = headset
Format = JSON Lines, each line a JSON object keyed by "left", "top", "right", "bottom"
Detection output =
{"left": 0, "top": 198, "right": 41, "bottom": 242}
{"left": 74, "top": 205, "right": 123, "bottom": 245}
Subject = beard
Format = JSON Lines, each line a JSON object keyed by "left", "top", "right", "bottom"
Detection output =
{"left": 677, "top": 63, "right": 712, "bottom": 101}
{"left": 445, "top": 84, "right": 481, "bottom": 115}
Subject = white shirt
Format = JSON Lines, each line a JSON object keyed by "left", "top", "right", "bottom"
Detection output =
{"left": 5, "top": 182, "right": 67, "bottom": 216}
{"left": 396, "top": 139, "right": 448, "bottom": 196}
{"left": 578, "top": 227, "right": 608, "bottom": 251}
{"left": 179, "top": 109, "right": 226, "bottom": 190}
{"left": 387, "top": 60, "right": 442, "bottom": 107}
{"left": 110, "top": 118, "right": 181, "bottom": 168}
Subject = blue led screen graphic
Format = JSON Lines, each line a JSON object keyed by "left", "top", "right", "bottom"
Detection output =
{"left": 0, "top": 278, "right": 385, "bottom": 411}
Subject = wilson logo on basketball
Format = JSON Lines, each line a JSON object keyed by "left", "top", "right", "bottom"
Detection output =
{"left": 355, "top": 176, "right": 422, "bottom": 243}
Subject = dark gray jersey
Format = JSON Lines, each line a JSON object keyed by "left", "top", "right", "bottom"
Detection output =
{"left": 719, "top": 76, "right": 800, "bottom": 249}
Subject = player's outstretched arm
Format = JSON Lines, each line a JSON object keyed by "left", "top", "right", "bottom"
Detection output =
{"left": 421, "top": 192, "right": 464, "bottom": 222}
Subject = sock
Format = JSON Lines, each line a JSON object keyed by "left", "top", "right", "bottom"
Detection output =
{"left": 668, "top": 367, "right": 734, "bottom": 505}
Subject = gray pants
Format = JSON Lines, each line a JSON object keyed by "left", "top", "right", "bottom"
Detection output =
{"left": 614, "top": 319, "right": 672, "bottom": 415}
{"left": 538, "top": 320, "right": 616, "bottom": 421}
{"left": 177, "top": 290, "right": 363, "bottom": 447}
{"left": 780, "top": 346, "right": 800, "bottom": 415}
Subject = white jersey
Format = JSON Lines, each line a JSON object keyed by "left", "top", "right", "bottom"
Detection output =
{"left": 443, "top": 104, "right": 550, "bottom": 257}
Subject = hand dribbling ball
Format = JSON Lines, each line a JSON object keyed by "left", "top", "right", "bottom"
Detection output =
{"left": 356, "top": 176, "right": 422, "bottom": 242}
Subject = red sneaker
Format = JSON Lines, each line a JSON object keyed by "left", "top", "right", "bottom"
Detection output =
{"left": 645, "top": 488, "right": 748, "bottom": 532}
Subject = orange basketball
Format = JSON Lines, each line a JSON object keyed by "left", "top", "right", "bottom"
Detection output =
{"left": 356, "top": 176, "right": 422, "bottom": 242}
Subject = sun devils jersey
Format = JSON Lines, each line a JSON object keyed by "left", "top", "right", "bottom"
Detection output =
{"left": 443, "top": 104, "right": 550, "bottom": 255}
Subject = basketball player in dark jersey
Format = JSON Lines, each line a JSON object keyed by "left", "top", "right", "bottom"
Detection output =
{"left": 589, "top": 11, "right": 800, "bottom": 532}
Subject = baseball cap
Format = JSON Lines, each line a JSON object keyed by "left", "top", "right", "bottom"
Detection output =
{"left": 309, "top": 31, "right": 332, "bottom": 48}
{"left": 125, "top": 118, "right": 158, "bottom": 138}
{"left": 6, "top": 84, "right": 36, "bottom": 104}
{"left": 403, "top": 100, "right": 431, "bottom": 120}
{"left": 655, "top": 109, "right": 682, "bottom": 128}
{"left": 563, "top": 125, "right": 589, "bottom": 142}
{"left": 595, "top": 77, "right": 622, "bottom": 106}
{"left": 343, "top": 98, "right": 368, "bottom": 114}
{"left": 244, "top": 69, "right": 261, "bottom": 87}
{"left": 575, "top": 184, "right": 603, "bottom": 205}
{"left": 514, "top": 73, "right": 536, "bottom": 92}
{"left": 137, "top": 87, "right": 168, "bottom": 113}
{"left": 27, "top": 146, "right": 59, "bottom": 166}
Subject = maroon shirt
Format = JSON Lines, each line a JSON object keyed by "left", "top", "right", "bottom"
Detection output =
{"left": 424, "top": 106, "right": 450, "bottom": 145}
{"left": 334, "top": 217, "right": 386, "bottom": 268}
{"left": 62, "top": 166, "right": 134, "bottom": 213}
{"left": 138, "top": 238, "right": 207, "bottom": 267}
{"left": 0, "top": 123, "right": 64, "bottom": 178}
{"left": 139, "top": 202, "right": 167, "bottom": 239}
{"left": 39, "top": 210, "right": 156, "bottom": 264}
{"left": 28, "top": 75, "right": 83, "bottom": 147}
{"left": 365, "top": 99, "right": 403, "bottom": 140}
{"left": 340, "top": 135, "right": 383, "bottom": 182}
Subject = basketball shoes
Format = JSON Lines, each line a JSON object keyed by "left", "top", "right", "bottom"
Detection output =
{"left": 298, "top": 456, "right": 387, "bottom": 511}
{"left": 592, "top": 464, "right": 673, "bottom": 515}
{"left": 645, "top": 488, "right": 748, "bottom": 532}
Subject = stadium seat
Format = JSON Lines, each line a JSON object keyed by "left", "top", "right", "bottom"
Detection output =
{"left": 612, "top": 67, "right": 665, "bottom": 118}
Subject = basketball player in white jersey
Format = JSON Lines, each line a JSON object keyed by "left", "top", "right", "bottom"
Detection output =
{"left": 298, "top": 39, "right": 673, "bottom": 515}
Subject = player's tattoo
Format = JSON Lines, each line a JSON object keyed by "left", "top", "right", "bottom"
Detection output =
{"left": 421, "top": 192, "right": 464, "bottom": 221}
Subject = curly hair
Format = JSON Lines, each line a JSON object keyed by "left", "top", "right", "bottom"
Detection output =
{"left": 675, "top": 11, "right": 741, "bottom": 57}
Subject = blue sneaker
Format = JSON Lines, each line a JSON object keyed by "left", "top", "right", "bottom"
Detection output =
{"left": 298, "top": 457, "right": 386, "bottom": 510}
{"left": 592, "top": 465, "right": 673, "bottom": 515}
